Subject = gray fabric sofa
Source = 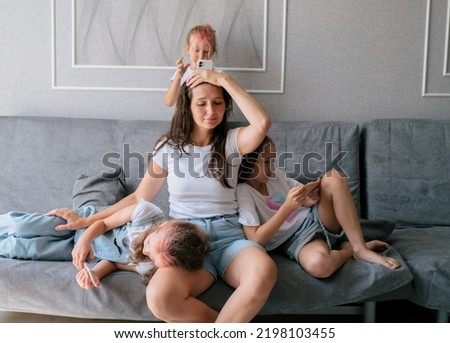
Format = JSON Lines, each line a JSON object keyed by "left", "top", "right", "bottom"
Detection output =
{"left": 0, "top": 116, "right": 448, "bottom": 322}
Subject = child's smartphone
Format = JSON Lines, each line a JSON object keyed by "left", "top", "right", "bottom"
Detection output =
{"left": 197, "top": 59, "right": 213, "bottom": 70}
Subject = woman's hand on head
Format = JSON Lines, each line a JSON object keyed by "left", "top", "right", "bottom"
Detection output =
{"left": 46, "top": 208, "right": 87, "bottom": 231}
{"left": 186, "top": 70, "right": 221, "bottom": 88}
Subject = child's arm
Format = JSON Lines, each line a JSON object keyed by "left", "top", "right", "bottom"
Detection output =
{"left": 164, "top": 57, "right": 188, "bottom": 107}
{"left": 71, "top": 204, "right": 137, "bottom": 270}
{"left": 243, "top": 185, "right": 312, "bottom": 245}
{"left": 164, "top": 75, "right": 182, "bottom": 107}
{"left": 114, "top": 263, "right": 137, "bottom": 272}
{"left": 76, "top": 261, "right": 137, "bottom": 289}
{"left": 76, "top": 260, "right": 116, "bottom": 289}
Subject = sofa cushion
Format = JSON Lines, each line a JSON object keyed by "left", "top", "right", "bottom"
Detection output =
{"left": 72, "top": 166, "right": 126, "bottom": 210}
{"left": 387, "top": 226, "right": 450, "bottom": 312}
{"left": 263, "top": 248, "right": 412, "bottom": 313}
{"left": 361, "top": 119, "right": 450, "bottom": 226}
{"left": 0, "top": 116, "right": 169, "bottom": 213}
{"left": 0, "top": 247, "right": 413, "bottom": 320}
{"left": 268, "top": 121, "right": 361, "bottom": 214}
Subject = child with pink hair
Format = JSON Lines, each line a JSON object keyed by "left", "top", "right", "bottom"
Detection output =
{"left": 164, "top": 23, "right": 218, "bottom": 107}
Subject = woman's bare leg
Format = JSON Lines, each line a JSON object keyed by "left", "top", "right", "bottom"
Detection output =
{"left": 146, "top": 267, "right": 218, "bottom": 322}
{"left": 218, "top": 246, "right": 277, "bottom": 322}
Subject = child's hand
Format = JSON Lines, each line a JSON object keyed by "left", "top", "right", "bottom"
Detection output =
{"left": 76, "top": 268, "right": 100, "bottom": 289}
{"left": 71, "top": 238, "right": 94, "bottom": 271}
{"left": 284, "top": 186, "right": 308, "bottom": 210}
{"left": 176, "top": 57, "right": 189, "bottom": 78}
{"left": 304, "top": 182, "right": 320, "bottom": 207}
{"left": 304, "top": 195, "right": 319, "bottom": 207}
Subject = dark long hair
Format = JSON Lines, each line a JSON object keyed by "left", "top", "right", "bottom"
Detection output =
{"left": 238, "top": 136, "right": 273, "bottom": 183}
{"left": 153, "top": 83, "right": 234, "bottom": 188}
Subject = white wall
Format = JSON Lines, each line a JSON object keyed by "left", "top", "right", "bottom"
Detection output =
{"left": 1, "top": 0, "right": 449, "bottom": 121}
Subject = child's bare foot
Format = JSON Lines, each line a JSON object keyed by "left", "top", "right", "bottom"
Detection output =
{"left": 76, "top": 268, "right": 101, "bottom": 289}
{"left": 353, "top": 243, "right": 400, "bottom": 270}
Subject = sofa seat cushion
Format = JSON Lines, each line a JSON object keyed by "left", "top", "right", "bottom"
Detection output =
{"left": 0, "top": 258, "right": 155, "bottom": 320}
{"left": 263, "top": 248, "right": 412, "bottom": 313}
{"left": 387, "top": 226, "right": 450, "bottom": 312}
{"left": 0, "top": 245, "right": 413, "bottom": 320}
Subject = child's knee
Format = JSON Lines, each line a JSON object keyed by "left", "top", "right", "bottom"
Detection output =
{"left": 321, "top": 169, "right": 348, "bottom": 190}
{"left": 301, "top": 253, "right": 335, "bottom": 278}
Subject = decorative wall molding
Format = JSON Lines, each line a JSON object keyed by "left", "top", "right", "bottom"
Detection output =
{"left": 422, "top": 0, "right": 450, "bottom": 97}
{"left": 51, "top": 0, "right": 287, "bottom": 93}
{"left": 443, "top": 0, "right": 450, "bottom": 76}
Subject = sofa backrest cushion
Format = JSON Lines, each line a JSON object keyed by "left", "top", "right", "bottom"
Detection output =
{"left": 361, "top": 119, "right": 450, "bottom": 226}
{"left": 0, "top": 116, "right": 169, "bottom": 213}
{"left": 0, "top": 116, "right": 360, "bottom": 217}
{"left": 268, "top": 121, "right": 361, "bottom": 214}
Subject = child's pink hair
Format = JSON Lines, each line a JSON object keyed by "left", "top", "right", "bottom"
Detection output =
{"left": 185, "top": 23, "right": 217, "bottom": 59}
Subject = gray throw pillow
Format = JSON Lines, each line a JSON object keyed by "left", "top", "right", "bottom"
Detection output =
{"left": 72, "top": 166, "right": 126, "bottom": 210}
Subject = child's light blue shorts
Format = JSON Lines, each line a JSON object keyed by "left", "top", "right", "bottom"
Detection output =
{"left": 83, "top": 200, "right": 165, "bottom": 264}
{"left": 278, "top": 206, "right": 344, "bottom": 263}
{"left": 187, "top": 214, "right": 263, "bottom": 279}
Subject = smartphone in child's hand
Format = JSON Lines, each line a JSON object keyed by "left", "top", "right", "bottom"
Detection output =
{"left": 197, "top": 59, "right": 213, "bottom": 70}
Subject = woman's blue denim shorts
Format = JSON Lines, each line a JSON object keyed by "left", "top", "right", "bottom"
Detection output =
{"left": 187, "top": 214, "right": 263, "bottom": 279}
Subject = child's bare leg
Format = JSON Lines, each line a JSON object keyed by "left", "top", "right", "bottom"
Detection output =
{"left": 316, "top": 169, "right": 400, "bottom": 270}
{"left": 298, "top": 239, "right": 353, "bottom": 278}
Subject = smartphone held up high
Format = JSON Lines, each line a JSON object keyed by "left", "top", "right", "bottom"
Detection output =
{"left": 197, "top": 59, "right": 213, "bottom": 70}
